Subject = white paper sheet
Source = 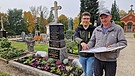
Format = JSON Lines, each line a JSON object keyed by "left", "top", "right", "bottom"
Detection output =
{"left": 80, "top": 46, "right": 126, "bottom": 53}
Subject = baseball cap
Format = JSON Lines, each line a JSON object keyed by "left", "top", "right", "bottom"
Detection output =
{"left": 99, "top": 9, "right": 111, "bottom": 17}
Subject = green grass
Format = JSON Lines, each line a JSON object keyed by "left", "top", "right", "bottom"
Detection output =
{"left": 11, "top": 42, "right": 49, "bottom": 52}
{"left": 11, "top": 41, "right": 78, "bottom": 54}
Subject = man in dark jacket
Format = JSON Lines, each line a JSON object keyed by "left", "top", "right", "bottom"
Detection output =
{"left": 74, "top": 12, "right": 96, "bottom": 76}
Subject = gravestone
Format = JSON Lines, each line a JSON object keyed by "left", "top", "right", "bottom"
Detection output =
{"left": 16, "top": 32, "right": 26, "bottom": 42}
{"left": 25, "top": 37, "right": 35, "bottom": 52}
{"left": 35, "top": 22, "right": 40, "bottom": 36}
{"left": 0, "top": 16, "right": 7, "bottom": 38}
{"left": 21, "top": 32, "right": 26, "bottom": 40}
{"left": 48, "top": 23, "right": 68, "bottom": 61}
{"left": 48, "top": 1, "right": 68, "bottom": 61}
{"left": 68, "top": 18, "right": 73, "bottom": 30}
{"left": 40, "top": 34, "right": 47, "bottom": 43}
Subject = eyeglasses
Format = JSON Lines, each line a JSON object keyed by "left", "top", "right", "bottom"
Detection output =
{"left": 82, "top": 18, "right": 90, "bottom": 20}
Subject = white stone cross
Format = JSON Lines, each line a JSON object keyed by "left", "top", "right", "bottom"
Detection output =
{"left": 51, "top": 1, "right": 62, "bottom": 23}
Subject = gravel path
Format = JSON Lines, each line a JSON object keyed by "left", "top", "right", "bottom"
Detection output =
{"left": 0, "top": 60, "right": 34, "bottom": 76}
{"left": 116, "top": 33, "right": 135, "bottom": 76}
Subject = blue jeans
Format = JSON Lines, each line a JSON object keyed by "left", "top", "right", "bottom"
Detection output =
{"left": 79, "top": 56, "right": 94, "bottom": 76}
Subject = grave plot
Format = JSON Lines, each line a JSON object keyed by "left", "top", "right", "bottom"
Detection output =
{"left": 9, "top": 53, "right": 83, "bottom": 76}
{"left": 0, "top": 37, "right": 26, "bottom": 63}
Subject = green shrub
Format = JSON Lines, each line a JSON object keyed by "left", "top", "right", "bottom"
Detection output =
{"left": 115, "top": 21, "right": 123, "bottom": 28}
{"left": 65, "top": 30, "right": 75, "bottom": 39}
{"left": 0, "top": 37, "right": 11, "bottom": 48}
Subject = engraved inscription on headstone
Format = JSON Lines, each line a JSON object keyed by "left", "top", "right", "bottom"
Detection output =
{"left": 50, "top": 24, "right": 64, "bottom": 40}
{"left": 49, "top": 40, "right": 65, "bottom": 48}
{"left": 48, "top": 48, "right": 60, "bottom": 59}
{"left": 48, "top": 47, "right": 67, "bottom": 61}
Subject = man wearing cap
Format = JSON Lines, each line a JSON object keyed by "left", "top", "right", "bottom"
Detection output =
{"left": 81, "top": 9, "right": 127, "bottom": 76}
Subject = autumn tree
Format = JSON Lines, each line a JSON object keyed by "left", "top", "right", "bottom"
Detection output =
{"left": 73, "top": 14, "right": 80, "bottom": 30}
{"left": 119, "top": 10, "right": 127, "bottom": 18}
{"left": 37, "top": 11, "right": 48, "bottom": 33}
{"left": 24, "top": 11, "right": 35, "bottom": 33}
{"left": 58, "top": 14, "right": 68, "bottom": 32}
{"left": 29, "top": 6, "right": 49, "bottom": 33}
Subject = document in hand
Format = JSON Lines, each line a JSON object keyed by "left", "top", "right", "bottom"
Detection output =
{"left": 80, "top": 46, "right": 126, "bottom": 53}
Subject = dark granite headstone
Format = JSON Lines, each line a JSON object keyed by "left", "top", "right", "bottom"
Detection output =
{"left": 48, "top": 23, "right": 68, "bottom": 61}
{"left": 0, "top": 30, "right": 6, "bottom": 38}
{"left": 50, "top": 24, "right": 64, "bottom": 40}
{"left": 0, "top": 17, "right": 7, "bottom": 38}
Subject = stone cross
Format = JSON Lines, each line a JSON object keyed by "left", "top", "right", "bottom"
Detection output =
{"left": 1, "top": 16, "right": 5, "bottom": 31}
{"left": 51, "top": 1, "right": 62, "bottom": 23}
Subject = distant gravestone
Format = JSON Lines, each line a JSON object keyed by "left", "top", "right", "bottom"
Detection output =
{"left": 40, "top": 34, "right": 47, "bottom": 43}
{"left": 0, "top": 16, "right": 6, "bottom": 38}
{"left": 21, "top": 32, "right": 26, "bottom": 40}
{"left": 68, "top": 18, "right": 73, "bottom": 30}
{"left": 25, "top": 37, "right": 35, "bottom": 52}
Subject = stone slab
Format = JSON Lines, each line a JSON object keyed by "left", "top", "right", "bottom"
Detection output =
{"left": 9, "top": 60, "right": 59, "bottom": 76}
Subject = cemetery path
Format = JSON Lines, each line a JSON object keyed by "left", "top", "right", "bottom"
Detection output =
{"left": 0, "top": 33, "right": 135, "bottom": 76}
{"left": 116, "top": 33, "right": 135, "bottom": 76}
{"left": 0, "top": 60, "right": 34, "bottom": 76}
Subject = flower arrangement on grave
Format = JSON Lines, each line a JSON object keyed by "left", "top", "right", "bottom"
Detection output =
{"left": 15, "top": 53, "right": 83, "bottom": 76}
{"left": 34, "top": 36, "right": 42, "bottom": 41}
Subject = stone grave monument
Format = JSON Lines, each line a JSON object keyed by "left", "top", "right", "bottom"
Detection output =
{"left": 48, "top": 1, "right": 68, "bottom": 61}
{"left": 68, "top": 17, "right": 73, "bottom": 30}
{"left": 16, "top": 32, "right": 26, "bottom": 42}
{"left": 0, "top": 16, "right": 7, "bottom": 38}
{"left": 25, "top": 37, "right": 35, "bottom": 52}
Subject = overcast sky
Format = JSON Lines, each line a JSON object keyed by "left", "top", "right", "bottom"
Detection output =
{"left": 0, "top": 0, "right": 134, "bottom": 18}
